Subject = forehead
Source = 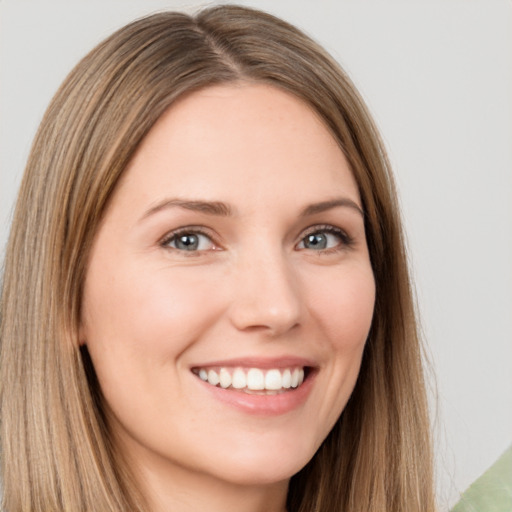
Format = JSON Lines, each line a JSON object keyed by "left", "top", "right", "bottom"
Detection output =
{"left": 114, "top": 83, "right": 360, "bottom": 213}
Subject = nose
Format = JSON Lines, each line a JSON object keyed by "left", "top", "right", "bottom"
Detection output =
{"left": 228, "top": 248, "right": 302, "bottom": 337}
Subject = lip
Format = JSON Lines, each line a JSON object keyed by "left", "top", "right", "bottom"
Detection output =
{"left": 190, "top": 356, "right": 318, "bottom": 416}
{"left": 190, "top": 356, "right": 316, "bottom": 370}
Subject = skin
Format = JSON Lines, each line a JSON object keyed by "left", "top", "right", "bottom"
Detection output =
{"left": 80, "top": 83, "right": 376, "bottom": 512}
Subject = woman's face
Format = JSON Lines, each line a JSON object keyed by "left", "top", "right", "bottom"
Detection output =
{"left": 81, "top": 84, "right": 375, "bottom": 494}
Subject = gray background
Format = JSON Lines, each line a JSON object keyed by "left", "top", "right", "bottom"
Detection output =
{"left": 1, "top": 1, "right": 511, "bottom": 508}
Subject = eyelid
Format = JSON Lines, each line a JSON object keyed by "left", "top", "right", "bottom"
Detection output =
{"left": 159, "top": 226, "right": 221, "bottom": 252}
{"left": 296, "top": 224, "right": 354, "bottom": 251}
{"left": 158, "top": 223, "right": 353, "bottom": 254}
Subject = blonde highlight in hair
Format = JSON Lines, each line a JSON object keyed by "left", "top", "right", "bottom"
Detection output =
{"left": 1, "top": 6, "right": 435, "bottom": 511}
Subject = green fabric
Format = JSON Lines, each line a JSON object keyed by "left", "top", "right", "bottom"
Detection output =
{"left": 451, "top": 446, "right": 512, "bottom": 512}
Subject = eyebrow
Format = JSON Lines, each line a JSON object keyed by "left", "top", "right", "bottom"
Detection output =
{"left": 140, "top": 196, "right": 363, "bottom": 221}
{"left": 300, "top": 198, "right": 364, "bottom": 218}
{"left": 141, "top": 198, "right": 233, "bottom": 220}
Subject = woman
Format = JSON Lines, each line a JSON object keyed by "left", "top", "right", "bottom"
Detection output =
{"left": 0, "top": 5, "right": 436, "bottom": 511}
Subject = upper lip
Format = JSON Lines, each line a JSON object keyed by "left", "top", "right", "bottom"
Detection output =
{"left": 190, "top": 356, "right": 317, "bottom": 370}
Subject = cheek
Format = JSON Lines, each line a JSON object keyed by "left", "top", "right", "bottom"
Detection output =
{"left": 307, "top": 262, "right": 375, "bottom": 350}
{"left": 298, "top": 262, "right": 375, "bottom": 445}
{"left": 81, "top": 257, "right": 228, "bottom": 366}
{"left": 80, "top": 260, "right": 229, "bottom": 435}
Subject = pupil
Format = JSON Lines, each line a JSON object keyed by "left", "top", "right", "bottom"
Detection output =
{"left": 177, "top": 234, "right": 198, "bottom": 251}
{"left": 306, "top": 233, "right": 327, "bottom": 249}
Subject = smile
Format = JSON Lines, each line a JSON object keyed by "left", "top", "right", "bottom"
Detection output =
{"left": 192, "top": 366, "right": 306, "bottom": 393}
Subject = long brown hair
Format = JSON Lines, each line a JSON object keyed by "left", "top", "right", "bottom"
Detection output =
{"left": 0, "top": 5, "right": 435, "bottom": 511}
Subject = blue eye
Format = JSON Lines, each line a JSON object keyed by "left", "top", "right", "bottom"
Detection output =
{"left": 297, "top": 227, "right": 351, "bottom": 251}
{"left": 162, "top": 231, "right": 215, "bottom": 252}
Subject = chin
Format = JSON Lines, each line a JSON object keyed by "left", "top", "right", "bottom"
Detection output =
{"left": 202, "top": 437, "right": 318, "bottom": 486}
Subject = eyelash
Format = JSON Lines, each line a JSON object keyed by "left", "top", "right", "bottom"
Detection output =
{"left": 159, "top": 224, "right": 354, "bottom": 255}
{"left": 298, "top": 224, "right": 354, "bottom": 253}
{"left": 159, "top": 226, "right": 217, "bottom": 254}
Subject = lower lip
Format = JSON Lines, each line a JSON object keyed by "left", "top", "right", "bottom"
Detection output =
{"left": 195, "top": 373, "right": 316, "bottom": 416}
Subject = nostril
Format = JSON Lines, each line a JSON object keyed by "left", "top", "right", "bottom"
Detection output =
{"left": 228, "top": 299, "right": 302, "bottom": 336}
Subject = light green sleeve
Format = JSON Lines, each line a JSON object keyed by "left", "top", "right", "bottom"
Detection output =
{"left": 451, "top": 446, "right": 512, "bottom": 512}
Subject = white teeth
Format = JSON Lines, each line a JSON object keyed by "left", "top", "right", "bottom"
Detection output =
{"left": 282, "top": 369, "right": 292, "bottom": 388}
{"left": 196, "top": 366, "right": 307, "bottom": 392}
{"left": 265, "top": 369, "right": 282, "bottom": 390}
{"left": 219, "top": 368, "right": 231, "bottom": 388}
{"left": 232, "top": 368, "right": 247, "bottom": 389}
{"left": 290, "top": 368, "right": 299, "bottom": 388}
{"left": 247, "top": 368, "right": 265, "bottom": 390}
{"left": 207, "top": 369, "right": 220, "bottom": 386}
